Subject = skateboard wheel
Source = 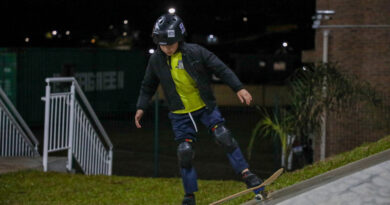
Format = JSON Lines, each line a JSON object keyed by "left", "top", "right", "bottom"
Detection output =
{"left": 255, "top": 193, "right": 264, "bottom": 201}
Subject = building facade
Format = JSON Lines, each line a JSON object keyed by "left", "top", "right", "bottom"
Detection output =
{"left": 302, "top": 0, "right": 390, "bottom": 161}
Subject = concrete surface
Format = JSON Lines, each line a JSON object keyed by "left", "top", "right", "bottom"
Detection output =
{"left": 275, "top": 160, "right": 390, "bottom": 205}
{"left": 0, "top": 157, "right": 68, "bottom": 174}
{"left": 244, "top": 148, "right": 390, "bottom": 205}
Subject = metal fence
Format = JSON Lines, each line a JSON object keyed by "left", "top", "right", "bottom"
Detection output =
{"left": 43, "top": 77, "right": 113, "bottom": 175}
{"left": 0, "top": 87, "right": 39, "bottom": 157}
{"left": 325, "top": 94, "right": 390, "bottom": 158}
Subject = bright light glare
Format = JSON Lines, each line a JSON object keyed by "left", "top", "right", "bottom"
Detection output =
{"left": 65, "top": 30, "right": 70, "bottom": 35}
{"left": 282, "top": 42, "right": 288, "bottom": 47}
{"left": 168, "top": 8, "right": 176, "bottom": 14}
{"left": 207, "top": 34, "right": 218, "bottom": 44}
{"left": 149, "top": 49, "right": 155, "bottom": 54}
{"left": 52, "top": 30, "right": 58, "bottom": 36}
{"left": 124, "top": 19, "right": 128, "bottom": 25}
{"left": 25, "top": 37, "right": 30, "bottom": 43}
{"left": 243, "top": 17, "right": 248, "bottom": 22}
{"left": 123, "top": 32, "right": 128, "bottom": 36}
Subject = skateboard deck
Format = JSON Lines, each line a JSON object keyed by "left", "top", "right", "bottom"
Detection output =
{"left": 209, "top": 168, "right": 284, "bottom": 205}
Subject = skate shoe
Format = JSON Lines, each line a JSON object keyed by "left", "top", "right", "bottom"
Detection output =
{"left": 182, "top": 194, "right": 195, "bottom": 205}
{"left": 242, "top": 170, "right": 265, "bottom": 200}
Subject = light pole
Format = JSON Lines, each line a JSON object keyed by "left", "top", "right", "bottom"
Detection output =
{"left": 313, "top": 10, "right": 335, "bottom": 161}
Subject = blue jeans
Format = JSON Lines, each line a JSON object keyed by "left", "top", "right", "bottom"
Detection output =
{"left": 168, "top": 107, "right": 249, "bottom": 194}
{"left": 168, "top": 107, "right": 225, "bottom": 142}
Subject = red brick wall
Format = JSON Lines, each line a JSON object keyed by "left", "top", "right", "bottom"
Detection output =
{"left": 304, "top": 0, "right": 390, "bottom": 161}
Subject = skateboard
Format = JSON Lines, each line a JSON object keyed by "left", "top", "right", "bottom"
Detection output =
{"left": 209, "top": 168, "right": 284, "bottom": 205}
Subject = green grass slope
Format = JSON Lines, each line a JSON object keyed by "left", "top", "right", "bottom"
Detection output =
{"left": 268, "top": 135, "right": 390, "bottom": 192}
{"left": 0, "top": 135, "right": 389, "bottom": 205}
{"left": 0, "top": 170, "right": 251, "bottom": 205}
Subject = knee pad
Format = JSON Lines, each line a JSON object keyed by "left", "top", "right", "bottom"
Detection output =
{"left": 212, "top": 125, "right": 238, "bottom": 153}
{"left": 177, "top": 142, "right": 195, "bottom": 168}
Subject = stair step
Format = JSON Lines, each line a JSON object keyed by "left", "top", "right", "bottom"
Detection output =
{"left": 0, "top": 156, "right": 68, "bottom": 174}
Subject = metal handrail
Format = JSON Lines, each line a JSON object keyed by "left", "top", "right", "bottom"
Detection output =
{"left": 45, "top": 77, "right": 113, "bottom": 149}
{"left": 0, "top": 86, "right": 39, "bottom": 155}
{"left": 43, "top": 77, "right": 113, "bottom": 175}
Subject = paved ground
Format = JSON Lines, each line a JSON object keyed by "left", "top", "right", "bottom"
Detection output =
{"left": 0, "top": 157, "right": 42, "bottom": 174}
{"left": 276, "top": 160, "right": 390, "bottom": 205}
{"left": 0, "top": 157, "right": 67, "bottom": 174}
{"left": 244, "top": 149, "right": 390, "bottom": 205}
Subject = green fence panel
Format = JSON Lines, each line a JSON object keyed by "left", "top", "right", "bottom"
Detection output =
{"left": 16, "top": 48, "right": 147, "bottom": 125}
{"left": 0, "top": 50, "right": 17, "bottom": 104}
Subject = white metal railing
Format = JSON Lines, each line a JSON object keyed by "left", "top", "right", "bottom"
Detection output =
{"left": 43, "top": 77, "right": 113, "bottom": 175}
{"left": 0, "top": 87, "right": 39, "bottom": 157}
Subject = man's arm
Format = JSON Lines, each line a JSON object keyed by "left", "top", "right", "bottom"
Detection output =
{"left": 198, "top": 45, "right": 252, "bottom": 105}
{"left": 136, "top": 60, "right": 160, "bottom": 110}
{"left": 198, "top": 45, "right": 243, "bottom": 92}
{"left": 135, "top": 60, "right": 159, "bottom": 128}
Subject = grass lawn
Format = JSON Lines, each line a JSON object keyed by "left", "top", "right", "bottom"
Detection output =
{"left": 0, "top": 170, "right": 252, "bottom": 205}
{"left": 1, "top": 135, "right": 389, "bottom": 205}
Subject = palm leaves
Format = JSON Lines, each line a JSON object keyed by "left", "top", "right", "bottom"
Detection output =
{"left": 248, "top": 106, "right": 294, "bottom": 168}
{"left": 248, "top": 62, "right": 379, "bottom": 169}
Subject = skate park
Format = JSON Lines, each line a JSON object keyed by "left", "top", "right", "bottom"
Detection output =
{"left": 1, "top": 0, "right": 390, "bottom": 204}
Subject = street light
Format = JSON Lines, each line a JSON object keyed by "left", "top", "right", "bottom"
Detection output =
{"left": 207, "top": 34, "right": 218, "bottom": 44}
{"left": 312, "top": 10, "right": 335, "bottom": 29}
{"left": 312, "top": 10, "right": 335, "bottom": 161}
{"left": 168, "top": 8, "right": 176, "bottom": 14}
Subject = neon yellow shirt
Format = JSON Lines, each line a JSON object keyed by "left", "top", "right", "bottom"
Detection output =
{"left": 170, "top": 52, "right": 205, "bottom": 114}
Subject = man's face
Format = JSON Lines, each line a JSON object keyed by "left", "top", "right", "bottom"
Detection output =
{"left": 160, "top": 42, "right": 179, "bottom": 56}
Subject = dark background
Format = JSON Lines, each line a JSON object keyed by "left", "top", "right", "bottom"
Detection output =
{"left": 0, "top": 0, "right": 315, "bottom": 52}
{"left": 1, "top": 0, "right": 316, "bottom": 85}
{"left": 0, "top": 0, "right": 316, "bottom": 179}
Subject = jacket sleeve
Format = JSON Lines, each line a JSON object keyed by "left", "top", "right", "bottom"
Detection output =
{"left": 198, "top": 45, "right": 244, "bottom": 92}
{"left": 136, "top": 58, "right": 160, "bottom": 111}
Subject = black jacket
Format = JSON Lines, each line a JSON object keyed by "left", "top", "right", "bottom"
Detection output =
{"left": 136, "top": 42, "right": 243, "bottom": 112}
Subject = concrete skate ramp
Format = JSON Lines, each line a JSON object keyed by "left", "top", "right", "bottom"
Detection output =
{"left": 243, "top": 149, "right": 390, "bottom": 205}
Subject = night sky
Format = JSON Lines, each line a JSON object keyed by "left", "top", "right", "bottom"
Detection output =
{"left": 1, "top": 0, "right": 315, "bottom": 54}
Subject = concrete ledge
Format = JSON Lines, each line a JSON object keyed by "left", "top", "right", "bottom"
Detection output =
{"left": 243, "top": 148, "right": 390, "bottom": 205}
{"left": 0, "top": 157, "right": 68, "bottom": 174}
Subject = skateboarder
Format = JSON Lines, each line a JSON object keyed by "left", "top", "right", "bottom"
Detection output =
{"left": 135, "top": 13, "right": 263, "bottom": 205}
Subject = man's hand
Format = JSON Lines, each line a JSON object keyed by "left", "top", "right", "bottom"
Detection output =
{"left": 236, "top": 89, "right": 252, "bottom": 106}
{"left": 134, "top": 109, "right": 144, "bottom": 128}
